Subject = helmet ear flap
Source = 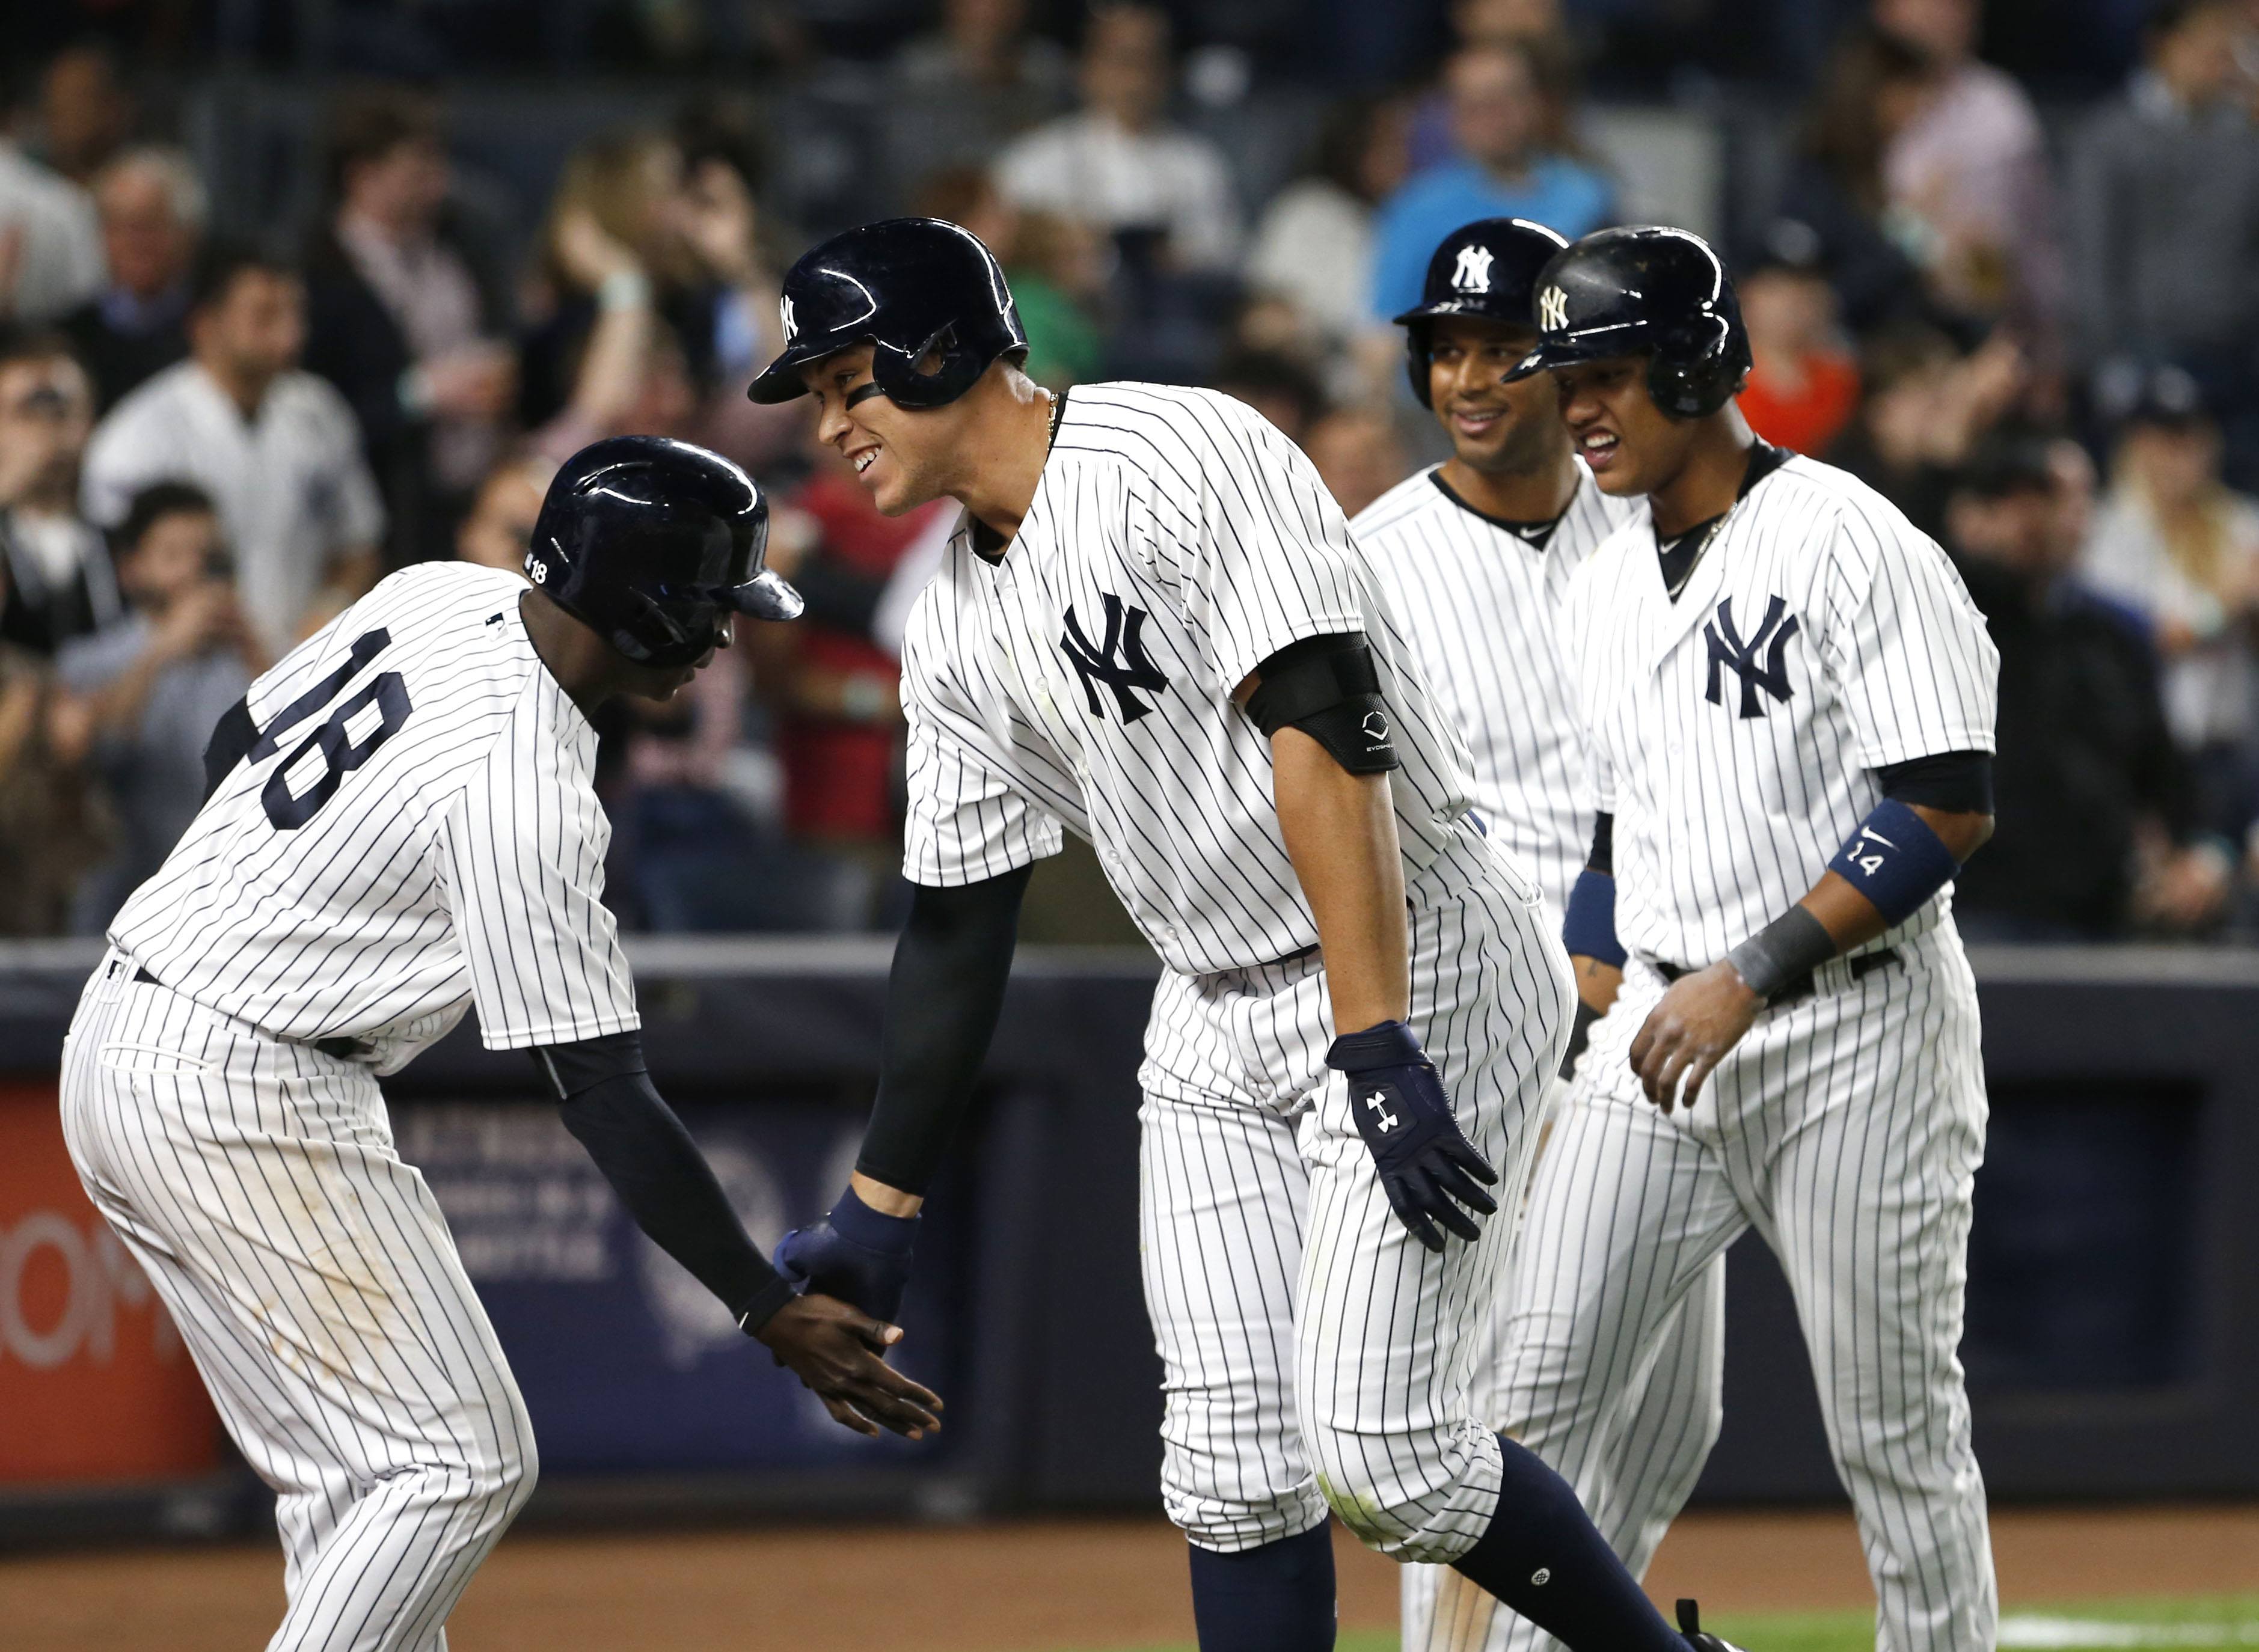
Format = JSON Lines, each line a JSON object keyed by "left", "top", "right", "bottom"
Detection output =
{"left": 874, "top": 320, "right": 986, "bottom": 409}
{"left": 1405, "top": 322, "right": 1435, "bottom": 410}
{"left": 1646, "top": 312, "right": 1746, "bottom": 420}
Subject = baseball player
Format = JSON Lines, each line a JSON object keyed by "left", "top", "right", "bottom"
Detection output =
{"left": 1355, "top": 219, "right": 1727, "bottom": 1652}
{"left": 1480, "top": 226, "right": 2001, "bottom": 1652}
{"left": 58, "top": 436, "right": 942, "bottom": 1652}
{"left": 744, "top": 217, "right": 1749, "bottom": 1652}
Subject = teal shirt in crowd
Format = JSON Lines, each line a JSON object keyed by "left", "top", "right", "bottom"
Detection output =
{"left": 1370, "top": 156, "right": 1616, "bottom": 320}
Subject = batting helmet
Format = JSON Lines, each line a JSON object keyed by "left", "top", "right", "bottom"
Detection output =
{"left": 1392, "top": 217, "right": 1569, "bottom": 408}
{"left": 1506, "top": 225, "right": 1752, "bottom": 419}
{"left": 528, "top": 436, "right": 802, "bottom": 670}
{"left": 746, "top": 217, "right": 1028, "bottom": 409}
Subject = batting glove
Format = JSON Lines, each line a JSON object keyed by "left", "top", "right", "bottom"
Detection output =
{"left": 774, "top": 1185, "right": 918, "bottom": 1324}
{"left": 1327, "top": 1020, "right": 1498, "bottom": 1253}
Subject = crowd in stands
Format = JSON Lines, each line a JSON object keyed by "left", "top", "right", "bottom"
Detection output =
{"left": 1, "top": 0, "right": 2257, "bottom": 945}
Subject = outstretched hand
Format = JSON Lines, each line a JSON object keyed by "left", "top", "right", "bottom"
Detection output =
{"left": 754, "top": 1293, "right": 943, "bottom": 1440}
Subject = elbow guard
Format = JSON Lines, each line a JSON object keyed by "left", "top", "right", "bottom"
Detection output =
{"left": 1245, "top": 633, "right": 1399, "bottom": 775}
{"left": 1827, "top": 798, "right": 1963, "bottom": 925}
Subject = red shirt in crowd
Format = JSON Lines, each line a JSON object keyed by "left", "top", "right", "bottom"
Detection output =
{"left": 1738, "top": 352, "right": 1862, "bottom": 457}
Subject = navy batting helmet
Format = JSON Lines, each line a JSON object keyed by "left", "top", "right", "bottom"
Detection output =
{"left": 527, "top": 436, "right": 802, "bottom": 670}
{"left": 746, "top": 217, "right": 1028, "bottom": 409}
{"left": 1506, "top": 226, "right": 1752, "bottom": 419}
{"left": 1392, "top": 217, "right": 1569, "bottom": 408}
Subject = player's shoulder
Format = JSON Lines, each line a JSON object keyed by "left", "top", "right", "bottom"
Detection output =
{"left": 1758, "top": 453, "right": 1919, "bottom": 543}
{"left": 1349, "top": 466, "right": 1449, "bottom": 544}
{"left": 1063, "top": 381, "right": 1287, "bottom": 471}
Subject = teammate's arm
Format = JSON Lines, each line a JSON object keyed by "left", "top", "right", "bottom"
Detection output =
{"left": 533, "top": 1032, "right": 943, "bottom": 1439}
{"left": 1241, "top": 637, "right": 1499, "bottom": 1252}
{"left": 1630, "top": 755, "right": 1994, "bottom": 1113}
{"left": 772, "top": 863, "right": 1034, "bottom": 1314}
{"left": 1561, "top": 813, "right": 1627, "bottom": 1077}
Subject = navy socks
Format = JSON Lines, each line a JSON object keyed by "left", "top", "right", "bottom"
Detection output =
{"left": 1449, "top": 1433, "right": 1688, "bottom": 1652}
{"left": 1188, "top": 1523, "right": 1338, "bottom": 1651}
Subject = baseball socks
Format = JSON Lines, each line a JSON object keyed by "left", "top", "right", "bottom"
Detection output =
{"left": 1450, "top": 1433, "right": 1692, "bottom": 1652}
{"left": 1187, "top": 1523, "right": 1337, "bottom": 1651}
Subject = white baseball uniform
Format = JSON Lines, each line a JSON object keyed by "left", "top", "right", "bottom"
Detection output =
{"left": 1353, "top": 465, "right": 1733, "bottom": 1649}
{"left": 1463, "top": 452, "right": 2001, "bottom": 1652}
{"left": 900, "top": 381, "right": 1574, "bottom": 1561}
{"left": 60, "top": 561, "right": 640, "bottom": 1651}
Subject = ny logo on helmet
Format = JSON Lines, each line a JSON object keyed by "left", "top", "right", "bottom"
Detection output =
{"left": 1537, "top": 284, "right": 1569, "bottom": 332}
{"left": 779, "top": 296, "right": 797, "bottom": 343}
{"left": 1061, "top": 593, "right": 1169, "bottom": 723}
{"left": 1452, "top": 243, "right": 1495, "bottom": 294}
{"left": 1703, "top": 595, "right": 1800, "bottom": 718}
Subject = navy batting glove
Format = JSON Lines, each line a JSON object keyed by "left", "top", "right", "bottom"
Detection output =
{"left": 1328, "top": 1020, "right": 1498, "bottom": 1253}
{"left": 773, "top": 1185, "right": 918, "bottom": 1324}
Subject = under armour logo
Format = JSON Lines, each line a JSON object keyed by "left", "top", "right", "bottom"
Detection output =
{"left": 1060, "top": 593, "right": 1169, "bottom": 723}
{"left": 1451, "top": 243, "right": 1494, "bottom": 294}
{"left": 779, "top": 295, "right": 797, "bottom": 342}
{"left": 1364, "top": 1091, "right": 1401, "bottom": 1133}
{"left": 1537, "top": 284, "right": 1569, "bottom": 332}
{"left": 1703, "top": 595, "right": 1800, "bottom": 718}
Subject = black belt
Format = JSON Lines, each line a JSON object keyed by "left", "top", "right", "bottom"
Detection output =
{"left": 129, "top": 964, "right": 366, "bottom": 1060}
{"left": 1654, "top": 947, "right": 1899, "bottom": 1009}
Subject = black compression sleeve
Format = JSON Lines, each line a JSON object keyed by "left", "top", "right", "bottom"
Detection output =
{"left": 1876, "top": 750, "right": 1993, "bottom": 813}
{"left": 533, "top": 1032, "right": 793, "bottom": 1331}
{"left": 1587, "top": 813, "right": 1614, "bottom": 875}
{"left": 855, "top": 864, "right": 1034, "bottom": 1195}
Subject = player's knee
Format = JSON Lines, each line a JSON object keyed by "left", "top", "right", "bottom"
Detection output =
{"left": 1303, "top": 1427, "right": 1474, "bottom": 1564}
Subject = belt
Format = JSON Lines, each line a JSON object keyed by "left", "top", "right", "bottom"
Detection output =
{"left": 129, "top": 964, "right": 367, "bottom": 1061}
{"left": 1653, "top": 947, "right": 1900, "bottom": 1009}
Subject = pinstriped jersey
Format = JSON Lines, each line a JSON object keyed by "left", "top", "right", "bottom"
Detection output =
{"left": 1563, "top": 452, "right": 1999, "bottom": 967}
{"left": 1355, "top": 461, "right": 1641, "bottom": 914}
{"left": 900, "top": 381, "right": 1493, "bottom": 977}
{"left": 109, "top": 561, "right": 639, "bottom": 1071}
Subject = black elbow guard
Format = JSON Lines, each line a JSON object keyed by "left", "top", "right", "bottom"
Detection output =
{"left": 1245, "top": 633, "right": 1399, "bottom": 776}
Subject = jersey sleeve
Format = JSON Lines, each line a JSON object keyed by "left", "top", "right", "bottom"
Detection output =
{"left": 900, "top": 608, "right": 1064, "bottom": 888}
{"left": 1150, "top": 392, "right": 1370, "bottom": 696}
{"left": 1819, "top": 502, "right": 2002, "bottom": 769}
{"left": 439, "top": 697, "right": 639, "bottom": 1049}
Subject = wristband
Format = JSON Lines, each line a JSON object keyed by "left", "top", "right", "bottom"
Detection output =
{"left": 1827, "top": 798, "right": 1961, "bottom": 926}
{"left": 1326, "top": 1018, "right": 1424, "bottom": 1072}
{"left": 827, "top": 1183, "right": 919, "bottom": 1256}
{"left": 1562, "top": 869, "right": 1626, "bottom": 967}
{"left": 1724, "top": 905, "right": 1834, "bottom": 1002}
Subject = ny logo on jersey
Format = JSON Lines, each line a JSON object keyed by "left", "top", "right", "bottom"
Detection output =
{"left": 1537, "top": 284, "right": 1569, "bottom": 332}
{"left": 1451, "top": 243, "right": 1495, "bottom": 294}
{"left": 1061, "top": 593, "right": 1169, "bottom": 722}
{"left": 779, "top": 295, "right": 797, "bottom": 343}
{"left": 1703, "top": 595, "right": 1801, "bottom": 718}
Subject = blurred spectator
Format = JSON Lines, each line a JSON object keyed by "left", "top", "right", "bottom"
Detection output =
{"left": 2081, "top": 368, "right": 2259, "bottom": 843}
{"left": 304, "top": 87, "right": 514, "bottom": 565}
{"left": 1949, "top": 432, "right": 2230, "bottom": 938}
{"left": 2068, "top": 0, "right": 2259, "bottom": 481}
{"left": 0, "top": 328, "right": 118, "bottom": 655}
{"left": 32, "top": 42, "right": 136, "bottom": 186}
{"left": 455, "top": 452, "right": 552, "bottom": 577}
{"left": 1245, "top": 94, "right": 1413, "bottom": 357}
{"left": 0, "top": 84, "right": 102, "bottom": 325}
{"left": 913, "top": 166, "right": 1105, "bottom": 391}
{"left": 1369, "top": 40, "right": 1614, "bottom": 321}
{"left": 1874, "top": 0, "right": 2068, "bottom": 349}
{"left": 1211, "top": 347, "right": 1326, "bottom": 447}
{"left": 887, "top": 0, "right": 1074, "bottom": 178}
{"left": 1406, "top": 0, "right": 1588, "bottom": 170}
{"left": 1735, "top": 229, "right": 1863, "bottom": 455}
{"left": 51, "top": 482, "right": 262, "bottom": 932}
{"left": 1770, "top": 24, "right": 1935, "bottom": 334}
{"left": 1830, "top": 320, "right": 2026, "bottom": 540}
{"left": 61, "top": 146, "right": 202, "bottom": 410}
{"left": 0, "top": 560, "right": 102, "bottom": 937}
{"left": 1306, "top": 405, "right": 1412, "bottom": 517}
{"left": 82, "top": 245, "right": 385, "bottom": 656}
{"left": 995, "top": 4, "right": 1244, "bottom": 272}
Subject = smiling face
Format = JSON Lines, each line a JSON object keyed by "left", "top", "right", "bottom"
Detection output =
{"left": 1427, "top": 314, "right": 1560, "bottom": 476}
{"left": 1550, "top": 353, "right": 1696, "bottom": 497}
{"left": 799, "top": 343, "right": 967, "bottom": 516}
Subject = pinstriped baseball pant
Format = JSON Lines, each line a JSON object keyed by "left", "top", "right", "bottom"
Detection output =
{"left": 60, "top": 954, "right": 536, "bottom": 1652}
{"left": 1136, "top": 827, "right": 1575, "bottom": 1565}
{"left": 1411, "top": 924, "right": 1996, "bottom": 1652}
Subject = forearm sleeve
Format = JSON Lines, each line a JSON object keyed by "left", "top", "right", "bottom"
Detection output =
{"left": 855, "top": 864, "right": 1033, "bottom": 1195}
{"left": 535, "top": 1032, "right": 793, "bottom": 1330}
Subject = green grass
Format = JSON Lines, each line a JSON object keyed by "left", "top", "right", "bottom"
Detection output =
{"left": 1073, "top": 1596, "right": 2259, "bottom": 1652}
